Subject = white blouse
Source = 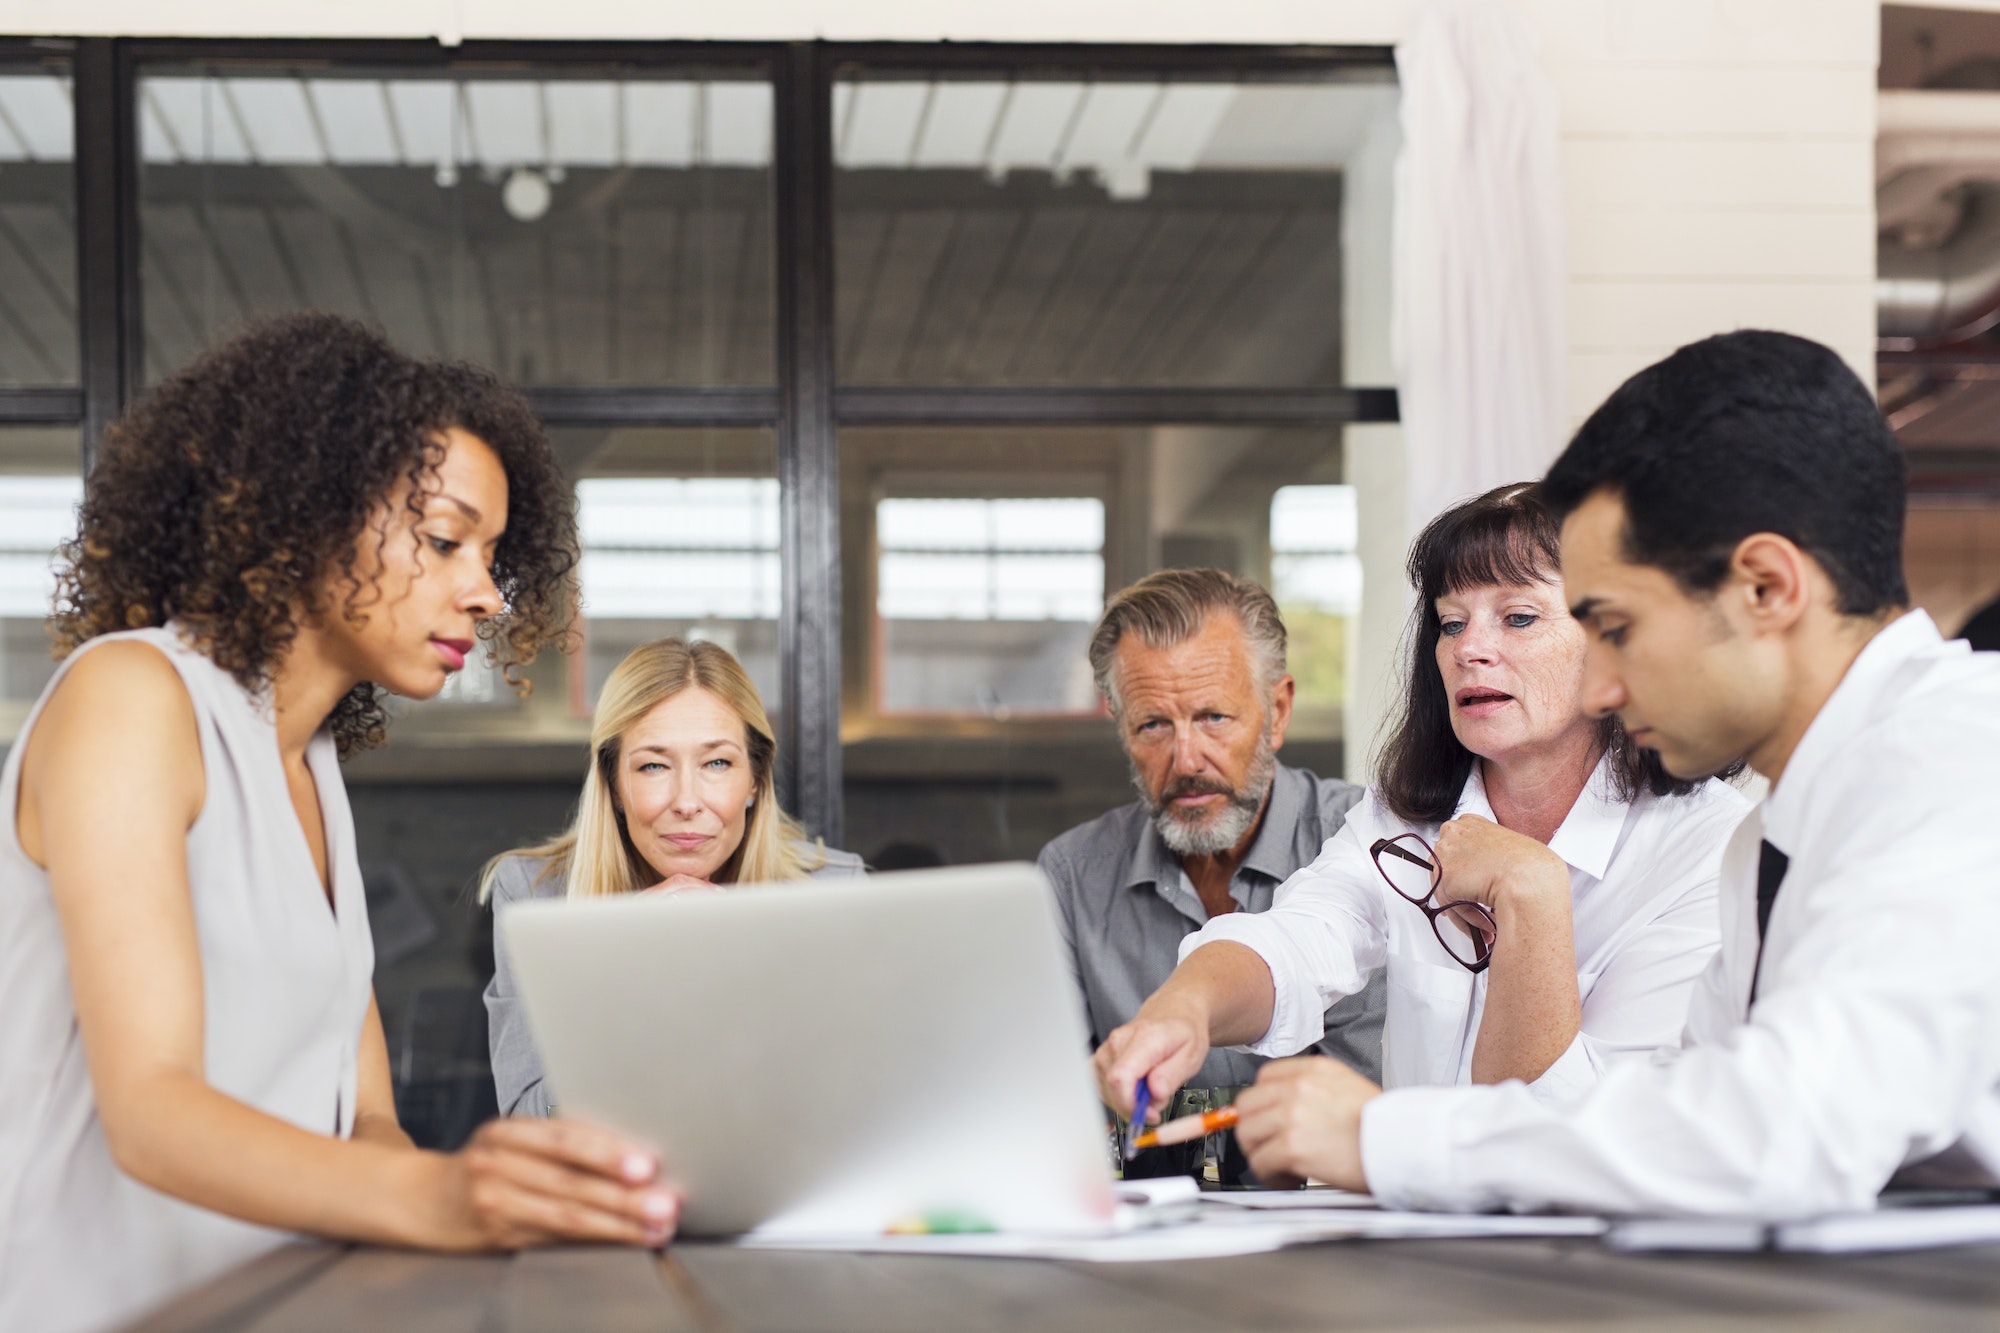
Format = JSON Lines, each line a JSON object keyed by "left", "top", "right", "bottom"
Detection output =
{"left": 0, "top": 627, "right": 376, "bottom": 1333}
{"left": 1187, "top": 755, "right": 1747, "bottom": 1100}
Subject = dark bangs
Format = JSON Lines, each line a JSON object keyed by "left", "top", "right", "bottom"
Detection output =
{"left": 1376, "top": 482, "right": 1706, "bottom": 826}
{"left": 1410, "top": 482, "right": 1562, "bottom": 607}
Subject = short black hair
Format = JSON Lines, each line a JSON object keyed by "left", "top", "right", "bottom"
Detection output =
{"left": 1541, "top": 330, "right": 1907, "bottom": 616}
{"left": 1375, "top": 483, "right": 1704, "bottom": 825}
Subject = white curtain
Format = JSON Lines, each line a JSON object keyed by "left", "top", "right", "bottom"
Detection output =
{"left": 1393, "top": 0, "right": 1567, "bottom": 535}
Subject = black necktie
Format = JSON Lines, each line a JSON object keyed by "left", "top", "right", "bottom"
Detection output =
{"left": 1747, "top": 839, "right": 1789, "bottom": 1009}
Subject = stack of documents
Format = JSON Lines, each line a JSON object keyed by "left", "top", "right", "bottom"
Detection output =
{"left": 739, "top": 1184, "right": 2000, "bottom": 1262}
{"left": 738, "top": 1185, "right": 1606, "bottom": 1263}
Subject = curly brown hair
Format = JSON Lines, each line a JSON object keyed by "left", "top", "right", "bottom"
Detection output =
{"left": 51, "top": 313, "right": 579, "bottom": 757}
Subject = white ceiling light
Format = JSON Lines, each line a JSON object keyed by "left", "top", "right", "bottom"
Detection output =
{"left": 502, "top": 166, "right": 552, "bottom": 221}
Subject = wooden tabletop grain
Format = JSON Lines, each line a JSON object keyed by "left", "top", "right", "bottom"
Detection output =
{"left": 116, "top": 1235, "right": 2000, "bottom": 1332}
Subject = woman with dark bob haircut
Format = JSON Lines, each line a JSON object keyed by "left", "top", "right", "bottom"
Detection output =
{"left": 0, "top": 315, "right": 679, "bottom": 1333}
{"left": 1097, "top": 483, "right": 1750, "bottom": 1145}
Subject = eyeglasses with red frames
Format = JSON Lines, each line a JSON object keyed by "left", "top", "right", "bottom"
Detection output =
{"left": 1369, "top": 833, "right": 1497, "bottom": 973}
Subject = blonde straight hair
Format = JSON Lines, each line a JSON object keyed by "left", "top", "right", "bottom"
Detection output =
{"left": 482, "top": 637, "right": 824, "bottom": 900}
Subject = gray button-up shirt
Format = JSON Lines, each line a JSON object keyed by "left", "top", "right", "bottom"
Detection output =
{"left": 1037, "top": 762, "right": 1385, "bottom": 1088}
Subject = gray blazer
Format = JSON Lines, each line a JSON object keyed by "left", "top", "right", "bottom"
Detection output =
{"left": 483, "top": 842, "right": 867, "bottom": 1117}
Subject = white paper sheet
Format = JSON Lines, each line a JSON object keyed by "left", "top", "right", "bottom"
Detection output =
{"left": 736, "top": 1208, "right": 1606, "bottom": 1263}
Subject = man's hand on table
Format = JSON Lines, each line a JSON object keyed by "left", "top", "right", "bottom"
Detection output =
{"left": 1233, "top": 1056, "right": 1381, "bottom": 1192}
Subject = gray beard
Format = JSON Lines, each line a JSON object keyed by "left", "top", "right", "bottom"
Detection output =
{"left": 1140, "top": 740, "right": 1278, "bottom": 859}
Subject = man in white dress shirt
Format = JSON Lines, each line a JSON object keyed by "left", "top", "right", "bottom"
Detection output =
{"left": 1192, "top": 329, "right": 2000, "bottom": 1217}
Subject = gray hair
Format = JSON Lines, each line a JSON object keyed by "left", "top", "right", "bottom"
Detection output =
{"left": 1087, "top": 567, "right": 1288, "bottom": 715}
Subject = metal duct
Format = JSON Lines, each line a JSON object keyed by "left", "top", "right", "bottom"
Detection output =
{"left": 1880, "top": 185, "right": 2000, "bottom": 343}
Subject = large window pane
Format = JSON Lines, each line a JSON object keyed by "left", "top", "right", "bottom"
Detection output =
{"left": 832, "top": 69, "right": 1393, "bottom": 388}
{"left": 1269, "top": 483, "right": 1361, "bottom": 718}
{"left": 840, "top": 425, "right": 1353, "bottom": 867}
{"left": 0, "top": 65, "right": 78, "bottom": 388}
{"left": 138, "top": 65, "right": 774, "bottom": 387}
{"left": 0, "top": 427, "right": 82, "bottom": 711}
{"left": 877, "top": 496, "right": 1104, "bottom": 714}
{"left": 568, "top": 427, "right": 781, "bottom": 713}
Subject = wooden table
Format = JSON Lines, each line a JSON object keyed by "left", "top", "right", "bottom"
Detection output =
{"left": 120, "top": 1235, "right": 2000, "bottom": 1331}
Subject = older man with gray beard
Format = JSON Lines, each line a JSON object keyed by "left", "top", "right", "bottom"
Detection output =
{"left": 1037, "top": 568, "right": 1385, "bottom": 1181}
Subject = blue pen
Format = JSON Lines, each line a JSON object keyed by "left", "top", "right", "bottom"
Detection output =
{"left": 1123, "top": 1080, "right": 1151, "bottom": 1161}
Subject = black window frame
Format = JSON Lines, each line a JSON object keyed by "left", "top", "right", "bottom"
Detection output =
{"left": 28, "top": 35, "right": 1401, "bottom": 845}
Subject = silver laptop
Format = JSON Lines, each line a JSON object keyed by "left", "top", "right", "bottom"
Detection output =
{"left": 498, "top": 862, "right": 1117, "bottom": 1238}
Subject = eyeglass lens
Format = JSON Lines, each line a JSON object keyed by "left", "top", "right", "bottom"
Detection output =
{"left": 1432, "top": 903, "right": 1495, "bottom": 968}
{"left": 1375, "top": 836, "right": 1437, "bottom": 903}
{"left": 1374, "top": 834, "right": 1495, "bottom": 971}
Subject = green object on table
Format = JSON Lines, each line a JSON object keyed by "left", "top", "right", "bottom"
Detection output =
{"left": 924, "top": 1211, "right": 996, "bottom": 1234}
{"left": 886, "top": 1210, "right": 997, "bottom": 1235}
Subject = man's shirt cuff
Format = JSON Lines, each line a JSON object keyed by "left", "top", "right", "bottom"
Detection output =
{"left": 1360, "top": 1085, "right": 1498, "bottom": 1213}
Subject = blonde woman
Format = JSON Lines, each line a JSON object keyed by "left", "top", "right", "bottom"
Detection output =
{"left": 482, "top": 637, "right": 864, "bottom": 1116}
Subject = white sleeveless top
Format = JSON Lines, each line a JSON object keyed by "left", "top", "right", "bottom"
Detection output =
{"left": 0, "top": 627, "right": 376, "bottom": 1333}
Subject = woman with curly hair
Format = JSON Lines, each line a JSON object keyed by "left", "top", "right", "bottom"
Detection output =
{"left": 0, "top": 314, "right": 679, "bottom": 1333}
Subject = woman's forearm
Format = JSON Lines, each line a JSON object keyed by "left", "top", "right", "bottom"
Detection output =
{"left": 353, "top": 1110, "right": 416, "bottom": 1150}
{"left": 1095, "top": 941, "right": 1280, "bottom": 1114}
{"left": 104, "top": 1070, "right": 453, "bottom": 1248}
{"left": 1140, "top": 941, "right": 1279, "bottom": 1049}
{"left": 1468, "top": 876, "right": 1582, "bottom": 1085}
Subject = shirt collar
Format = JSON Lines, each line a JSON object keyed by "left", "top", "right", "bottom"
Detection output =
{"left": 1762, "top": 608, "right": 1942, "bottom": 856}
{"left": 1240, "top": 764, "right": 1309, "bottom": 884}
{"left": 1123, "top": 765, "right": 1299, "bottom": 893}
{"left": 1126, "top": 808, "right": 1175, "bottom": 892}
{"left": 1453, "top": 750, "right": 1626, "bottom": 881}
{"left": 1546, "top": 753, "right": 1627, "bottom": 882}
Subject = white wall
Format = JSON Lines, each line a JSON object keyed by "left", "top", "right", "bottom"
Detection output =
{"left": 1524, "top": 0, "right": 1878, "bottom": 427}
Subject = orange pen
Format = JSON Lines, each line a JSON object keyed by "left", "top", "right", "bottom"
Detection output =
{"left": 1129, "top": 1104, "right": 1239, "bottom": 1151}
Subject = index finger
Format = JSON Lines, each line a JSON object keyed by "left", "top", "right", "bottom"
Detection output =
{"left": 1106, "top": 1035, "right": 1183, "bottom": 1119}
{"left": 1091, "top": 1034, "right": 1139, "bottom": 1115}
{"left": 1092, "top": 1032, "right": 1147, "bottom": 1116}
{"left": 474, "top": 1117, "right": 660, "bottom": 1184}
